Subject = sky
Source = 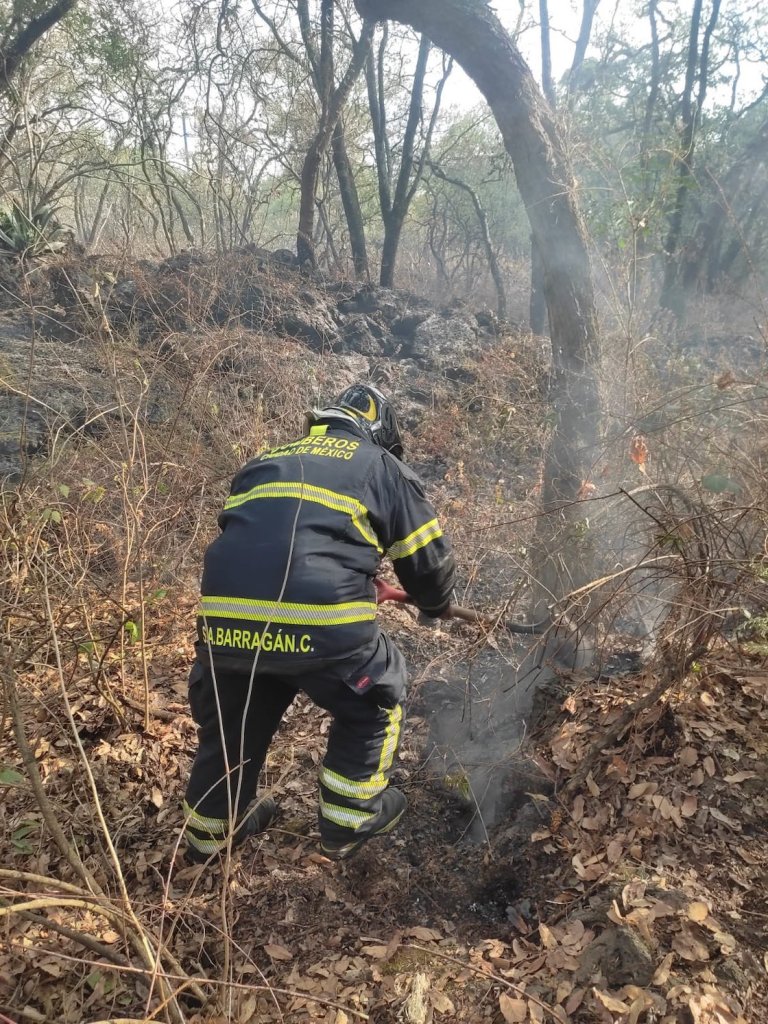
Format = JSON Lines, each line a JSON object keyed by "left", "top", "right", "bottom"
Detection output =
{"left": 442, "top": 1, "right": 591, "bottom": 110}
{"left": 441, "top": 1, "right": 766, "bottom": 113}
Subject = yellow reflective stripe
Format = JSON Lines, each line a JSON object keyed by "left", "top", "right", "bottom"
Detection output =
{"left": 200, "top": 596, "right": 376, "bottom": 627}
{"left": 186, "top": 832, "right": 226, "bottom": 854}
{"left": 183, "top": 801, "right": 229, "bottom": 836}
{"left": 319, "top": 799, "right": 376, "bottom": 830}
{"left": 309, "top": 424, "right": 328, "bottom": 436}
{"left": 319, "top": 706, "right": 401, "bottom": 799}
{"left": 320, "top": 767, "right": 388, "bottom": 799}
{"left": 352, "top": 511, "right": 382, "bottom": 551}
{"left": 388, "top": 519, "right": 443, "bottom": 561}
{"left": 224, "top": 482, "right": 382, "bottom": 552}
{"left": 226, "top": 481, "right": 359, "bottom": 517}
{"left": 377, "top": 705, "right": 402, "bottom": 774}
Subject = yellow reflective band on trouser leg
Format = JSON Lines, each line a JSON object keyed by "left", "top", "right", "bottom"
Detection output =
{"left": 377, "top": 704, "right": 402, "bottom": 775}
{"left": 319, "top": 767, "right": 388, "bottom": 800}
{"left": 186, "top": 832, "right": 228, "bottom": 855}
{"left": 183, "top": 800, "right": 232, "bottom": 855}
{"left": 183, "top": 800, "right": 229, "bottom": 836}
{"left": 317, "top": 705, "right": 402, "bottom": 805}
{"left": 319, "top": 798, "right": 377, "bottom": 831}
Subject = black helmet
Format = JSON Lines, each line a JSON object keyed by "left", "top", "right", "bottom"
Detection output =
{"left": 308, "top": 383, "right": 404, "bottom": 459}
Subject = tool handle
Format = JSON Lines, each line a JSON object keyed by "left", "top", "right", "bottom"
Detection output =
{"left": 374, "top": 579, "right": 490, "bottom": 624}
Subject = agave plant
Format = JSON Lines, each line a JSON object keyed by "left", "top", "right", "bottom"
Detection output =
{"left": 0, "top": 201, "right": 70, "bottom": 258}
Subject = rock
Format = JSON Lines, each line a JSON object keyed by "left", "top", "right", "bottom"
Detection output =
{"left": 158, "top": 250, "right": 207, "bottom": 275}
{"left": 391, "top": 311, "right": 430, "bottom": 337}
{"left": 0, "top": 397, "right": 47, "bottom": 480}
{"left": 278, "top": 305, "right": 339, "bottom": 351}
{"left": 270, "top": 248, "right": 297, "bottom": 268}
{"left": 475, "top": 309, "right": 500, "bottom": 332}
{"left": 337, "top": 286, "right": 402, "bottom": 321}
{"left": 573, "top": 926, "right": 655, "bottom": 988}
{"left": 144, "top": 379, "right": 173, "bottom": 425}
{"left": 408, "top": 313, "right": 479, "bottom": 367}
{"left": 326, "top": 354, "right": 371, "bottom": 392}
{"left": 337, "top": 315, "right": 384, "bottom": 357}
{"left": 0, "top": 317, "right": 176, "bottom": 481}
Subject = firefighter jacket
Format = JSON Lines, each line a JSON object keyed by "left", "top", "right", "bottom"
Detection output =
{"left": 197, "top": 420, "right": 455, "bottom": 665}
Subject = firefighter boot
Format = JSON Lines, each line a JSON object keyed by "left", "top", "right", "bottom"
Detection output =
{"left": 184, "top": 795, "right": 278, "bottom": 866}
{"left": 320, "top": 788, "right": 407, "bottom": 861}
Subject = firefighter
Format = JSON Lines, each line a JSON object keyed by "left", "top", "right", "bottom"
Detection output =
{"left": 182, "top": 383, "right": 455, "bottom": 864}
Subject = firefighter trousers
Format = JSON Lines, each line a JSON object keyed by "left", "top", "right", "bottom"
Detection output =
{"left": 183, "top": 632, "right": 407, "bottom": 858}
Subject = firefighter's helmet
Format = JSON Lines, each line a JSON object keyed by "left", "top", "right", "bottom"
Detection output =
{"left": 308, "top": 383, "right": 404, "bottom": 459}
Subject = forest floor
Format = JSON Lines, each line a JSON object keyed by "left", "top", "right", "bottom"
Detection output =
{"left": 3, "top": 588, "right": 767, "bottom": 1024}
{"left": 1, "top": 259, "right": 767, "bottom": 1023}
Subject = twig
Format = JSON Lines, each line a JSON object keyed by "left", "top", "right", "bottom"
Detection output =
{"left": 17, "top": 909, "right": 127, "bottom": 967}
{"left": 562, "top": 646, "right": 708, "bottom": 796}
{"left": 0, "top": 868, "right": 92, "bottom": 896}
{"left": 2, "top": 658, "right": 104, "bottom": 896}
{"left": 3, "top": 940, "right": 371, "bottom": 1021}
{"left": 42, "top": 573, "right": 204, "bottom": 1019}
{"left": 402, "top": 943, "right": 560, "bottom": 1021}
{"left": 0, "top": 895, "right": 132, "bottom": 921}
{"left": 123, "top": 695, "right": 179, "bottom": 722}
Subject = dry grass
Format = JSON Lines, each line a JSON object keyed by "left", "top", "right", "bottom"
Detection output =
{"left": 1, "top": 256, "right": 767, "bottom": 1022}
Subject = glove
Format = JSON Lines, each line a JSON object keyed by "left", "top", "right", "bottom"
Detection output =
{"left": 416, "top": 601, "right": 453, "bottom": 626}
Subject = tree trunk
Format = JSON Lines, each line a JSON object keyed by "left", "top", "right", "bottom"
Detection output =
{"left": 355, "top": 0, "right": 601, "bottom": 610}
{"left": 529, "top": 236, "right": 547, "bottom": 334}
{"left": 531, "top": 2, "right": 553, "bottom": 335}
{"left": 296, "top": 15, "right": 373, "bottom": 267}
{"left": 376, "top": 33, "right": 431, "bottom": 287}
{"left": 568, "top": 0, "right": 601, "bottom": 92}
{"left": 538, "top": 0, "right": 555, "bottom": 105}
{"left": 380, "top": 210, "right": 405, "bottom": 289}
{"left": 331, "top": 117, "right": 369, "bottom": 279}
{"left": 0, "top": 0, "right": 78, "bottom": 94}
{"left": 659, "top": 0, "right": 722, "bottom": 317}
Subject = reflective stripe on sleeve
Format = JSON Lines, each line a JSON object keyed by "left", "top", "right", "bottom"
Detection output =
{"left": 388, "top": 518, "right": 443, "bottom": 561}
{"left": 200, "top": 596, "right": 377, "bottom": 627}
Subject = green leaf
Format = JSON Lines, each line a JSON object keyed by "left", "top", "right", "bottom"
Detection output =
{"left": 124, "top": 620, "right": 141, "bottom": 643}
{"left": 12, "top": 821, "right": 37, "bottom": 853}
{"left": 58, "top": 483, "right": 70, "bottom": 498}
{"left": 83, "top": 483, "right": 106, "bottom": 504}
{"left": 701, "top": 473, "right": 742, "bottom": 494}
{"left": 0, "top": 767, "right": 24, "bottom": 786}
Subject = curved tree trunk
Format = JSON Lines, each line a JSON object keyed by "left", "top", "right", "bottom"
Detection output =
{"left": 0, "top": 0, "right": 78, "bottom": 95}
{"left": 355, "top": 0, "right": 601, "bottom": 610}
{"left": 331, "top": 118, "right": 369, "bottom": 279}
